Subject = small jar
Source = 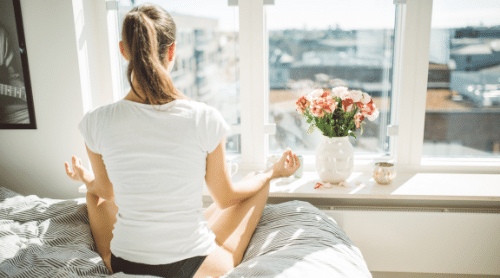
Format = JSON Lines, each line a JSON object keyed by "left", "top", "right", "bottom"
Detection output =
{"left": 294, "top": 155, "right": 304, "bottom": 179}
{"left": 373, "top": 162, "right": 397, "bottom": 185}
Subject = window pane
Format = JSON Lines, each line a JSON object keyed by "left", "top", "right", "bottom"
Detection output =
{"left": 118, "top": 0, "right": 240, "bottom": 153}
{"left": 267, "top": 0, "right": 395, "bottom": 156}
{"left": 424, "top": 0, "right": 500, "bottom": 158}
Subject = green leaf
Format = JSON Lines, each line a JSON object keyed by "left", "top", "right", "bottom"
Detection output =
{"left": 307, "top": 124, "right": 316, "bottom": 135}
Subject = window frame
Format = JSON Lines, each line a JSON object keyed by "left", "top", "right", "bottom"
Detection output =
{"left": 238, "top": 0, "right": 500, "bottom": 173}
{"left": 395, "top": 0, "right": 433, "bottom": 169}
{"left": 104, "top": 0, "right": 500, "bottom": 174}
{"left": 396, "top": 0, "right": 500, "bottom": 173}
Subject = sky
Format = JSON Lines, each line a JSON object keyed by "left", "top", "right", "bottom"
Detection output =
{"left": 124, "top": 0, "right": 500, "bottom": 31}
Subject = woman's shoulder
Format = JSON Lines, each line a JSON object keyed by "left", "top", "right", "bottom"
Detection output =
{"left": 176, "top": 100, "right": 225, "bottom": 125}
{"left": 80, "top": 102, "right": 128, "bottom": 128}
{"left": 177, "top": 99, "right": 207, "bottom": 109}
{"left": 84, "top": 102, "right": 117, "bottom": 118}
{"left": 177, "top": 99, "right": 218, "bottom": 114}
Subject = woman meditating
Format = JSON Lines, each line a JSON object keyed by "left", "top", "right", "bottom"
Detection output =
{"left": 64, "top": 3, "right": 300, "bottom": 278}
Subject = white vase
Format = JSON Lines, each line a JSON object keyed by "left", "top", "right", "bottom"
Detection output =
{"left": 315, "top": 136, "right": 354, "bottom": 184}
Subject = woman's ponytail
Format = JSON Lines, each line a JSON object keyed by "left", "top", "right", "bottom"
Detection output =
{"left": 122, "top": 4, "right": 188, "bottom": 106}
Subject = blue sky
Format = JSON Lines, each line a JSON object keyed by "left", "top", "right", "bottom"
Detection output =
{"left": 127, "top": 0, "right": 500, "bottom": 31}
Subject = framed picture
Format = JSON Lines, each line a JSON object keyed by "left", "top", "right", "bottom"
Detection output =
{"left": 0, "top": 0, "right": 36, "bottom": 129}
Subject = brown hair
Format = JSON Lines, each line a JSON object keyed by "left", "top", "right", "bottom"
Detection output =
{"left": 122, "top": 3, "right": 188, "bottom": 105}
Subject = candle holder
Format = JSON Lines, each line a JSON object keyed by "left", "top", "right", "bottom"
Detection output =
{"left": 373, "top": 162, "right": 397, "bottom": 185}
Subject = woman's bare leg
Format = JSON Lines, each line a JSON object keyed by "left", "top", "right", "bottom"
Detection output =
{"left": 195, "top": 171, "right": 269, "bottom": 278}
{"left": 203, "top": 171, "right": 258, "bottom": 220}
{"left": 86, "top": 193, "right": 118, "bottom": 273}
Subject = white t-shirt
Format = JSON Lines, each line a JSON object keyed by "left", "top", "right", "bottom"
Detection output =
{"left": 78, "top": 99, "right": 230, "bottom": 265}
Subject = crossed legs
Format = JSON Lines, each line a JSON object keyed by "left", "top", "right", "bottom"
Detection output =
{"left": 86, "top": 171, "right": 269, "bottom": 278}
{"left": 194, "top": 172, "right": 269, "bottom": 277}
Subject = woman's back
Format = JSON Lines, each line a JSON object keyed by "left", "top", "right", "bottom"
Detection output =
{"left": 79, "top": 98, "right": 229, "bottom": 265}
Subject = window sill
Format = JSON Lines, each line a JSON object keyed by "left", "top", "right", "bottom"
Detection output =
{"left": 203, "top": 171, "right": 500, "bottom": 209}
{"left": 77, "top": 171, "right": 500, "bottom": 209}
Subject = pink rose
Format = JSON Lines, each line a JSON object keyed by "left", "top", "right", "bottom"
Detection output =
{"left": 360, "top": 100, "right": 379, "bottom": 121}
{"left": 296, "top": 95, "right": 311, "bottom": 114}
{"left": 354, "top": 113, "right": 365, "bottom": 129}
{"left": 333, "top": 86, "right": 348, "bottom": 98}
{"left": 311, "top": 105, "right": 325, "bottom": 118}
{"left": 311, "top": 97, "right": 337, "bottom": 115}
{"left": 312, "top": 98, "right": 324, "bottom": 107}
{"left": 360, "top": 92, "right": 372, "bottom": 104}
{"left": 356, "top": 102, "right": 364, "bottom": 110}
{"left": 320, "top": 91, "right": 330, "bottom": 99}
{"left": 367, "top": 109, "right": 379, "bottom": 121}
{"left": 342, "top": 97, "right": 354, "bottom": 112}
{"left": 296, "top": 107, "right": 306, "bottom": 114}
{"left": 350, "top": 90, "right": 363, "bottom": 102}
{"left": 323, "top": 98, "right": 337, "bottom": 113}
{"left": 367, "top": 100, "right": 376, "bottom": 112}
{"left": 307, "top": 89, "right": 324, "bottom": 102}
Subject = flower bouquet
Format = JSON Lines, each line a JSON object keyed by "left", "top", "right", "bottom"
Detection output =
{"left": 295, "top": 86, "right": 380, "bottom": 184}
{"left": 295, "top": 86, "right": 379, "bottom": 138}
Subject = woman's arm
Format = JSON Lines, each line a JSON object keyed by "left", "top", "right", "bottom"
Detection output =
{"left": 65, "top": 145, "right": 114, "bottom": 201}
{"left": 205, "top": 136, "right": 299, "bottom": 209}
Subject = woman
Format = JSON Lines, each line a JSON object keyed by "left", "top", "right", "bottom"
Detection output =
{"left": 64, "top": 3, "right": 300, "bottom": 278}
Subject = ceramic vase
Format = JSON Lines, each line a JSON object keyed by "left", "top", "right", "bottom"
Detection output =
{"left": 315, "top": 136, "right": 354, "bottom": 184}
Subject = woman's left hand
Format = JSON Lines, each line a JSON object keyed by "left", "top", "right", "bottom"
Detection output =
{"left": 65, "top": 156, "right": 94, "bottom": 184}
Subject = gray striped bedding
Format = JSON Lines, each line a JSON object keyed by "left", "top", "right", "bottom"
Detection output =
{"left": 0, "top": 187, "right": 370, "bottom": 277}
{"left": 223, "top": 200, "right": 371, "bottom": 278}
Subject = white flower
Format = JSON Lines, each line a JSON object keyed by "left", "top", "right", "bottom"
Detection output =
{"left": 367, "top": 109, "right": 379, "bottom": 121}
{"left": 332, "top": 86, "right": 348, "bottom": 98}
{"left": 360, "top": 92, "right": 372, "bottom": 104}
{"left": 306, "top": 89, "right": 323, "bottom": 102}
{"left": 350, "top": 90, "right": 363, "bottom": 102}
{"left": 311, "top": 89, "right": 323, "bottom": 98}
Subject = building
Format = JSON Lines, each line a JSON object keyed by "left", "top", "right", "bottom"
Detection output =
{"left": 269, "top": 28, "right": 393, "bottom": 96}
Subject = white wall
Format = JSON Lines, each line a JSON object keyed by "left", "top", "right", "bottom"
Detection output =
{"left": 0, "top": 0, "right": 114, "bottom": 199}
{"left": 324, "top": 209, "right": 500, "bottom": 275}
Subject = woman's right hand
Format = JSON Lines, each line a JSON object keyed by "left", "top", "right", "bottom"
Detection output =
{"left": 268, "top": 148, "right": 300, "bottom": 179}
{"left": 65, "top": 156, "right": 95, "bottom": 185}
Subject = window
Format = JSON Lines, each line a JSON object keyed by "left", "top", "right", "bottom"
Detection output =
{"left": 266, "top": 0, "right": 396, "bottom": 158}
{"left": 106, "top": 0, "right": 500, "bottom": 171}
{"left": 423, "top": 0, "right": 500, "bottom": 158}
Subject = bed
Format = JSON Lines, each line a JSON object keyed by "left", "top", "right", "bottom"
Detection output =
{"left": 0, "top": 187, "right": 371, "bottom": 278}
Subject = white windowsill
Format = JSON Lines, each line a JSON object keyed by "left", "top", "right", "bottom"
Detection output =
{"left": 203, "top": 171, "right": 500, "bottom": 205}
{"left": 78, "top": 171, "right": 500, "bottom": 205}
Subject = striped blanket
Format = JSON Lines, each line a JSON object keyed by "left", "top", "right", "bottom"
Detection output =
{"left": 222, "top": 200, "right": 371, "bottom": 278}
{"left": 0, "top": 187, "right": 370, "bottom": 277}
